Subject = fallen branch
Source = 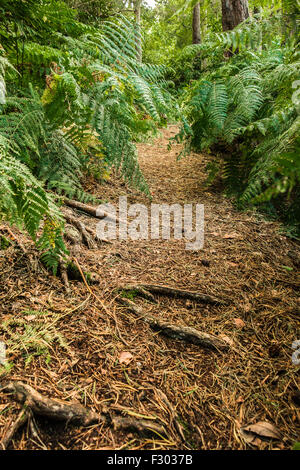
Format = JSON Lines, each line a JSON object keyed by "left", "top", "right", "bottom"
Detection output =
{"left": 118, "top": 298, "right": 230, "bottom": 351}
{"left": 121, "top": 284, "right": 228, "bottom": 305}
{"left": 64, "top": 199, "right": 100, "bottom": 217}
{"left": 64, "top": 198, "right": 128, "bottom": 226}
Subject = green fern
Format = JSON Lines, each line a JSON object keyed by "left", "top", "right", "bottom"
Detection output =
{"left": 179, "top": 12, "right": 300, "bottom": 230}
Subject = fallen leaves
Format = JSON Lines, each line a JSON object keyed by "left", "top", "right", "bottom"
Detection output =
{"left": 119, "top": 351, "right": 133, "bottom": 365}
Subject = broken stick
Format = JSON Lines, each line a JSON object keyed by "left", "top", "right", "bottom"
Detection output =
{"left": 63, "top": 213, "right": 97, "bottom": 249}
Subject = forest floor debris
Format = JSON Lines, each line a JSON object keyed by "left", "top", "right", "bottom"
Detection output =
{"left": 0, "top": 126, "right": 299, "bottom": 450}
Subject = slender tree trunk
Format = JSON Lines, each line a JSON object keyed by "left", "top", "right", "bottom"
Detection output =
{"left": 133, "top": 0, "right": 142, "bottom": 63}
{"left": 221, "top": 0, "right": 249, "bottom": 31}
{"left": 192, "top": 2, "right": 201, "bottom": 44}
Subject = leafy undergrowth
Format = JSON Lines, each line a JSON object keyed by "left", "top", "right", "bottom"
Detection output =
{"left": 0, "top": 127, "right": 299, "bottom": 450}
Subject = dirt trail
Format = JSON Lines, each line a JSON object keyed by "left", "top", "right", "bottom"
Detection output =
{"left": 0, "top": 126, "right": 299, "bottom": 450}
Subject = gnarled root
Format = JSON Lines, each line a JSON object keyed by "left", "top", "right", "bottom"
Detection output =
{"left": 118, "top": 298, "right": 231, "bottom": 351}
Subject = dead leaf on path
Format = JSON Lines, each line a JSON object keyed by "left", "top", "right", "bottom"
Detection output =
{"left": 223, "top": 233, "right": 240, "bottom": 239}
{"left": 234, "top": 318, "right": 245, "bottom": 329}
{"left": 119, "top": 351, "right": 133, "bottom": 365}
{"left": 25, "top": 315, "right": 36, "bottom": 321}
{"left": 240, "top": 421, "right": 282, "bottom": 446}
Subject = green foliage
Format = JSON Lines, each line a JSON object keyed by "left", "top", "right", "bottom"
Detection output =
{"left": 178, "top": 12, "right": 300, "bottom": 231}
{"left": 0, "top": 1, "right": 174, "bottom": 268}
{"left": 0, "top": 309, "right": 68, "bottom": 370}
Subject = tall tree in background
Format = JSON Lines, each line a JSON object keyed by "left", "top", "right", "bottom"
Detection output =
{"left": 192, "top": 2, "right": 201, "bottom": 44}
{"left": 221, "top": 0, "right": 249, "bottom": 31}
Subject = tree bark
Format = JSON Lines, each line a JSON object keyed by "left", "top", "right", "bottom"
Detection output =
{"left": 192, "top": 2, "right": 201, "bottom": 44}
{"left": 221, "top": 0, "right": 249, "bottom": 31}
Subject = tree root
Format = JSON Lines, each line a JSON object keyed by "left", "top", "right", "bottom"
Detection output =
{"left": 64, "top": 198, "right": 127, "bottom": 227}
{"left": 155, "top": 389, "right": 185, "bottom": 441}
{"left": 0, "top": 225, "right": 27, "bottom": 254}
{"left": 0, "top": 381, "right": 167, "bottom": 445}
{"left": 118, "top": 298, "right": 231, "bottom": 351}
{"left": 64, "top": 198, "right": 100, "bottom": 218}
{"left": 1, "top": 382, "right": 104, "bottom": 426}
{"left": 121, "top": 284, "right": 228, "bottom": 305}
{"left": 112, "top": 416, "right": 165, "bottom": 436}
{"left": 59, "top": 258, "right": 70, "bottom": 293}
{"left": 63, "top": 213, "right": 97, "bottom": 249}
{"left": 63, "top": 211, "right": 112, "bottom": 246}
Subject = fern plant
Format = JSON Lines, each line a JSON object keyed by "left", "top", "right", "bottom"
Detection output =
{"left": 178, "top": 12, "right": 300, "bottom": 231}
{"left": 0, "top": 1, "right": 175, "bottom": 271}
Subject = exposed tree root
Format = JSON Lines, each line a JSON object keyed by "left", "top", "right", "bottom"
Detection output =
{"left": 0, "top": 225, "right": 27, "bottom": 254}
{"left": 0, "top": 408, "right": 29, "bottom": 450}
{"left": 1, "top": 382, "right": 104, "bottom": 426}
{"left": 121, "top": 284, "right": 228, "bottom": 305}
{"left": 155, "top": 389, "right": 185, "bottom": 441}
{"left": 112, "top": 416, "right": 166, "bottom": 436}
{"left": 0, "top": 381, "right": 168, "bottom": 445}
{"left": 63, "top": 210, "right": 112, "bottom": 245}
{"left": 59, "top": 258, "right": 70, "bottom": 293}
{"left": 63, "top": 213, "right": 97, "bottom": 249}
{"left": 119, "top": 285, "right": 157, "bottom": 302}
{"left": 118, "top": 298, "right": 231, "bottom": 351}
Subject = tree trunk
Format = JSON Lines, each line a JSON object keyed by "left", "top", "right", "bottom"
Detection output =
{"left": 133, "top": 0, "right": 142, "bottom": 63}
{"left": 221, "top": 0, "right": 249, "bottom": 31}
{"left": 192, "top": 2, "right": 201, "bottom": 44}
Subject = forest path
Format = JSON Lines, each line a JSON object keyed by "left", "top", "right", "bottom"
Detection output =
{"left": 0, "top": 126, "right": 299, "bottom": 450}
